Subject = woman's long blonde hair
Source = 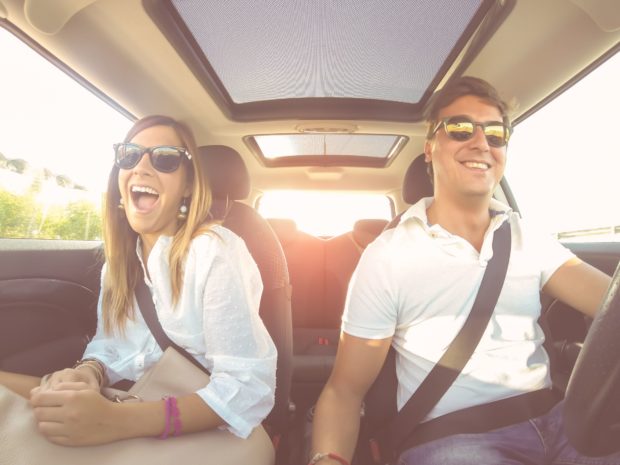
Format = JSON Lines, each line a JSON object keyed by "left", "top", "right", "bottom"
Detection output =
{"left": 102, "top": 115, "right": 214, "bottom": 334}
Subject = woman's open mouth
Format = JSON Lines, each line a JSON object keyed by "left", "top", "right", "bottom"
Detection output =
{"left": 130, "top": 185, "right": 160, "bottom": 212}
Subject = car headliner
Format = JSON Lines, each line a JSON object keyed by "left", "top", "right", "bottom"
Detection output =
{"left": 0, "top": 0, "right": 618, "bottom": 213}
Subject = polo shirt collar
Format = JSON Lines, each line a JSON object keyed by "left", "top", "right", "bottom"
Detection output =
{"left": 399, "top": 197, "right": 512, "bottom": 262}
{"left": 400, "top": 196, "right": 513, "bottom": 227}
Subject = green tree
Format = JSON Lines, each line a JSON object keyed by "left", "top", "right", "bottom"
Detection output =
{"left": 0, "top": 187, "right": 102, "bottom": 240}
{"left": 0, "top": 189, "right": 37, "bottom": 238}
{"left": 39, "top": 200, "right": 102, "bottom": 240}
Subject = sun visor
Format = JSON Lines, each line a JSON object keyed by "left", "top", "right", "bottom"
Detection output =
{"left": 23, "top": 0, "right": 97, "bottom": 34}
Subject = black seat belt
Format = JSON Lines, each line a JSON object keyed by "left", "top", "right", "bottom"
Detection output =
{"left": 109, "top": 272, "right": 210, "bottom": 392}
{"left": 373, "top": 220, "right": 512, "bottom": 460}
{"left": 135, "top": 274, "right": 211, "bottom": 375}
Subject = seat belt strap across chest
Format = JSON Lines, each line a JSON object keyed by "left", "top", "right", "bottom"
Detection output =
{"left": 379, "top": 220, "right": 512, "bottom": 457}
{"left": 135, "top": 274, "right": 211, "bottom": 375}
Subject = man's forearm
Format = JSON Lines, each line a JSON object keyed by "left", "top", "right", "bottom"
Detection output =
{"left": 311, "top": 383, "right": 363, "bottom": 463}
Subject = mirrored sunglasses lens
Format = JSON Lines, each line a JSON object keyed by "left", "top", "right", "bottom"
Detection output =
{"left": 445, "top": 120, "right": 474, "bottom": 141}
{"left": 116, "top": 144, "right": 142, "bottom": 169}
{"left": 484, "top": 124, "right": 507, "bottom": 147}
{"left": 151, "top": 147, "right": 183, "bottom": 172}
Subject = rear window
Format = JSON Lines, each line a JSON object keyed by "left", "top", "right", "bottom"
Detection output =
{"left": 257, "top": 190, "right": 392, "bottom": 237}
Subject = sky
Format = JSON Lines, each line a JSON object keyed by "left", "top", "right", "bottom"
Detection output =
{"left": 1, "top": 26, "right": 618, "bottom": 237}
{"left": 505, "top": 53, "right": 620, "bottom": 235}
{"left": 0, "top": 28, "right": 132, "bottom": 194}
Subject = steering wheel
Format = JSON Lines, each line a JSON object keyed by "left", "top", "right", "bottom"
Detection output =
{"left": 564, "top": 262, "right": 620, "bottom": 457}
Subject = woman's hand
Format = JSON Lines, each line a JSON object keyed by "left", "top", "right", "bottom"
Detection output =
{"left": 36, "top": 367, "right": 100, "bottom": 393}
{"left": 29, "top": 387, "right": 122, "bottom": 446}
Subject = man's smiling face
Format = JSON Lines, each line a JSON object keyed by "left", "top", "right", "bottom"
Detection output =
{"left": 425, "top": 95, "right": 507, "bottom": 203}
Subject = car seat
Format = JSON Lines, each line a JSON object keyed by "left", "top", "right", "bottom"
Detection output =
{"left": 198, "top": 145, "right": 293, "bottom": 436}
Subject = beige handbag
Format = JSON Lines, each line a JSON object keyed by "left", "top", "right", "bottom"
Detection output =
{"left": 0, "top": 347, "right": 274, "bottom": 465}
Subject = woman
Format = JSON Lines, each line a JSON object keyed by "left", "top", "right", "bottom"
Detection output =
{"left": 0, "top": 115, "right": 277, "bottom": 446}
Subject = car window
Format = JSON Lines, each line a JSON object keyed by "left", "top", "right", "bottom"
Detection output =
{"left": 505, "top": 52, "right": 619, "bottom": 242}
{"left": 257, "top": 190, "right": 392, "bottom": 237}
{"left": 0, "top": 27, "right": 131, "bottom": 240}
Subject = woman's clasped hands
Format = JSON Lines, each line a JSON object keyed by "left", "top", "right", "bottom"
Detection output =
{"left": 29, "top": 367, "right": 121, "bottom": 446}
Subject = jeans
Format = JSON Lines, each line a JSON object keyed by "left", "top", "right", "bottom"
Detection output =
{"left": 398, "top": 402, "right": 620, "bottom": 465}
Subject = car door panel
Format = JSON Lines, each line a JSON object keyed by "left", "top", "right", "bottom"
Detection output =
{"left": 542, "top": 242, "right": 620, "bottom": 390}
{"left": 0, "top": 239, "right": 102, "bottom": 376}
{"left": 565, "top": 242, "right": 620, "bottom": 276}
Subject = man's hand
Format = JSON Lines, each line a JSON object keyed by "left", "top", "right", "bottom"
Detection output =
{"left": 311, "top": 333, "right": 392, "bottom": 463}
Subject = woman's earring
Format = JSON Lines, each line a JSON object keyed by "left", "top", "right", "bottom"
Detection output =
{"left": 177, "top": 198, "right": 189, "bottom": 221}
{"left": 118, "top": 197, "right": 125, "bottom": 210}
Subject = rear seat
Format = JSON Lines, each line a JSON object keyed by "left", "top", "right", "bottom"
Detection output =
{"left": 268, "top": 217, "right": 387, "bottom": 385}
{"left": 267, "top": 219, "right": 329, "bottom": 367}
{"left": 324, "top": 219, "right": 388, "bottom": 333}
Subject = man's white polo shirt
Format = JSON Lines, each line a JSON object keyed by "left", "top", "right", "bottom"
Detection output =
{"left": 341, "top": 197, "right": 575, "bottom": 420}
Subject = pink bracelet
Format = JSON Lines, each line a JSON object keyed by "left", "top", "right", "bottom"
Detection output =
{"left": 159, "top": 396, "right": 182, "bottom": 440}
{"left": 169, "top": 396, "right": 182, "bottom": 436}
{"left": 159, "top": 397, "right": 172, "bottom": 439}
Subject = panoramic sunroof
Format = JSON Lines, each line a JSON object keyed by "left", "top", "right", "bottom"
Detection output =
{"left": 246, "top": 133, "right": 407, "bottom": 167}
{"left": 146, "top": 0, "right": 494, "bottom": 121}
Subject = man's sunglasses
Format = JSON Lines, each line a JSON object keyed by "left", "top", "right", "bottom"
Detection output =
{"left": 431, "top": 116, "right": 512, "bottom": 148}
{"left": 113, "top": 143, "right": 192, "bottom": 173}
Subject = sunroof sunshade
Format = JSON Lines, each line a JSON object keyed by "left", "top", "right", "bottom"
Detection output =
{"left": 254, "top": 134, "right": 400, "bottom": 159}
{"left": 170, "top": 0, "right": 484, "bottom": 105}
{"left": 247, "top": 133, "right": 407, "bottom": 167}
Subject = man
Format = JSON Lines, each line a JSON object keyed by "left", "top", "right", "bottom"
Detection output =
{"left": 310, "top": 77, "right": 616, "bottom": 465}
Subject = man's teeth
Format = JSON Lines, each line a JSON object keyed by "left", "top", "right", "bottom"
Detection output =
{"left": 463, "top": 161, "right": 489, "bottom": 169}
{"left": 131, "top": 186, "right": 159, "bottom": 195}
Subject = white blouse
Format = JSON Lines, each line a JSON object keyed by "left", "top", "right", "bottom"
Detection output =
{"left": 83, "top": 225, "right": 277, "bottom": 438}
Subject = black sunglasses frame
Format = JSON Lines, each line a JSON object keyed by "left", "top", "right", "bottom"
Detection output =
{"left": 113, "top": 143, "right": 192, "bottom": 173}
{"left": 431, "top": 116, "right": 512, "bottom": 148}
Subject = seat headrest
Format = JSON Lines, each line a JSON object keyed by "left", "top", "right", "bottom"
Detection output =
{"left": 403, "top": 155, "right": 434, "bottom": 204}
{"left": 197, "top": 145, "right": 250, "bottom": 200}
{"left": 267, "top": 218, "right": 298, "bottom": 246}
{"left": 353, "top": 219, "right": 389, "bottom": 249}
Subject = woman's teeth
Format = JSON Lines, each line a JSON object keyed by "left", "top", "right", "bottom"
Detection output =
{"left": 131, "top": 185, "right": 159, "bottom": 195}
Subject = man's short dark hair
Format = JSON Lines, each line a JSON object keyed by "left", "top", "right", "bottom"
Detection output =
{"left": 424, "top": 76, "right": 512, "bottom": 139}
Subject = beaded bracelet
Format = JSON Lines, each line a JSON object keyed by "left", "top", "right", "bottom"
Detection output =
{"left": 159, "top": 396, "right": 172, "bottom": 439}
{"left": 159, "top": 396, "right": 182, "bottom": 439}
{"left": 169, "top": 396, "right": 182, "bottom": 436}
{"left": 308, "top": 452, "right": 351, "bottom": 465}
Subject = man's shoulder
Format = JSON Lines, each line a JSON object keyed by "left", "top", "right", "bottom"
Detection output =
{"left": 356, "top": 218, "right": 431, "bottom": 280}
{"left": 363, "top": 222, "right": 412, "bottom": 255}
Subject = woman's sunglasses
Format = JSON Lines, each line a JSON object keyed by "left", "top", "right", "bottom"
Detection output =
{"left": 113, "top": 143, "right": 192, "bottom": 173}
{"left": 431, "top": 116, "right": 512, "bottom": 148}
